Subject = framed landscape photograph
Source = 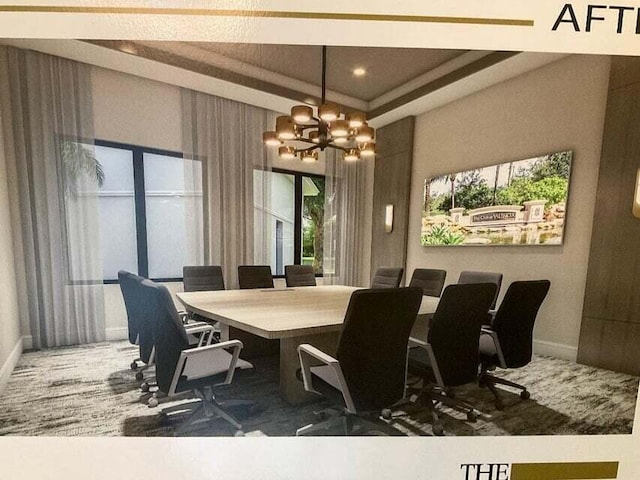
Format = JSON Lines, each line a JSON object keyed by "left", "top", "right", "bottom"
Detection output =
{"left": 421, "top": 150, "right": 573, "bottom": 246}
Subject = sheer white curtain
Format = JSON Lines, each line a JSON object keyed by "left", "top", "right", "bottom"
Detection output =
{"left": 181, "top": 89, "right": 276, "bottom": 288}
{"left": 322, "top": 149, "right": 372, "bottom": 286}
{"left": 0, "top": 46, "right": 105, "bottom": 348}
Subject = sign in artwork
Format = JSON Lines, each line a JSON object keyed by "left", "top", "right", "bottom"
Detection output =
{"left": 471, "top": 211, "right": 517, "bottom": 223}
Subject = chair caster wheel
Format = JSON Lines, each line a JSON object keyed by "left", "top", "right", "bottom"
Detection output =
{"left": 381, "top": 409, "right": 392, "bottom": 420}
{"left": 140, "top": 382, "right": 150, "bottom": 393}
{"left": 494, "top": 400, "right": 505, "bottom": 411}
{"left": 130, "top": 362, "right": 138, "bottom": 371}
{"left": 432, "top": 424, "right": 444, "bottom": 436}
{"left": 467, "top": 411, "right": 478, "bottom": 422}
{"left": 148, "top": 396, "right": 159, "bottom": 407}
{"left": 135, "top": 372, "right": 144, "bottom": 381}
{"left": 520, "top": 390, "right": 530, "bottom": 400}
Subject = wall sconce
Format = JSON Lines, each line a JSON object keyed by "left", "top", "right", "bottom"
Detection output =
{"left": 385, "top": 204, "right": 394, "bottom": 233}
{"left": 634, "top": 168, "right": 640, "bottom": 219}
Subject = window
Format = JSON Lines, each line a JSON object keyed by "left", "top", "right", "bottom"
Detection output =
{"left": 94, "top": 141, "right": 203, "bottom": 282}
{"left": 254, "top": 168, "right": 325, "bottom": 276}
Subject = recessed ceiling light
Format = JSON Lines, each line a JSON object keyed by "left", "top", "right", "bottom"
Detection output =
{"left": 353, "top": 67, "right": 366, "bottom": 77}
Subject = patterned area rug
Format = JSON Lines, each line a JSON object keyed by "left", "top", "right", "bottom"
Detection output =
{"left": 0, "top": 341, "right": 637, "bottom": 436}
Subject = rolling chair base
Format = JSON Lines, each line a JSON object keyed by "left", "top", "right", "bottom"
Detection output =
{"left": 296, "top": 410, "right": 404, "bottom": 436}
{"left": 408, "top": 386, "right": 479, "bottom": 436}
{"left": 133, "top": 362, "right": 154, "bottom": 382}
{"left": 158, "top": 387, "right": 255, "bottom": 435}
{"left": 479, "top": 372, "right": 530, "bottom": 410}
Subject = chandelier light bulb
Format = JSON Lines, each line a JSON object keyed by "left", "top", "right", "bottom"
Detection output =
{"left": 346, "top": 111, "right": 366, "bottom": 129}
{"left": 301, "top": 150, "right": 319, "bottom": 163}
{"left": 319, "top": 103, "right": 340, "bottom": 122}
{"left": 276, "top": 115, "right": 296, "bottom": 140}
{"left": 359, "top": 142, "right": 376, "bottom": 157}
{"left": 330, "top": 119, "right": 349, "bottom": 138}
{"left": 344, "top": 149, "right": 360, "bottom": 161}
{"left": 278, "top": 145, "right": 296, "bottom": 159}
{"left": 291, "top": 105, "right": 313, "bottom": 123}
{"left": 333, "top": 137, "right": 348, "bottom": 144}
{"left": 262, "top": 131, "right": 281, "bottom": 147}
{"left": 355, "top": 124, "right": 374, "bottom": 143}
{"left": 308, "top": 130, "right": 320, "bottom": 143}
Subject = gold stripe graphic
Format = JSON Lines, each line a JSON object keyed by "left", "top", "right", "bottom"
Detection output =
{"left": 0, "top": 6, "right": 534, "bottom": 27}
{"left": 511, "top": 462, "right": 619, "bottom": 480}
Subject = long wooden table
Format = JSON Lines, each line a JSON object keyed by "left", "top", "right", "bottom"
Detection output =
{"left": 176, "top": 285, "right": 439, "bottom": 404}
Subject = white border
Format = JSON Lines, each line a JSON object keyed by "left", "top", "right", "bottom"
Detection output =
{"left": 0, "top": 1, "right": 639, "bottom": 479}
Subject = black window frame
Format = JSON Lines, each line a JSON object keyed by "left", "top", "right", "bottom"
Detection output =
{"left": 94, "top": 139, "right": 192, "bottom": 284}
{"left": 258, "top": 167, "right": 326, "bottom": 278}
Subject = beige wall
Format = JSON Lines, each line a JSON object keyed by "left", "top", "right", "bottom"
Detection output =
{"left": 92, "top": 67, "right": 183, "bottom": 152}
{"left": 407, "top": 55, "right": 611, "bottom": 359}
{"left": 0, "top": 101, "right": 22, "bottom": 385}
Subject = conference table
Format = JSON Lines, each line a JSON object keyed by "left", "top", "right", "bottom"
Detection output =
{"left": 176, "top": 285, "right": 439, "bottom": 404}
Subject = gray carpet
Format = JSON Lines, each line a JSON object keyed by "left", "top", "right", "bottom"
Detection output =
{"left": 0, "top": 341, "right": 637, "bottom": 436}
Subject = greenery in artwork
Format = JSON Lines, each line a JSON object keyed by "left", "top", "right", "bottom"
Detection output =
{"left": 421, "top": 151, "right": 572, "bottom": 246}
{"left": 421, "top": 224, "right": 465, "bottom": 245}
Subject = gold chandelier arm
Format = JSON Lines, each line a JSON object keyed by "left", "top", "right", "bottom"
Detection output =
{"left": 295, "top": 123, "right": 320, "bottom": 131}
{"left": 294, "top": 145, "right": 320, "bottom": 153}
{"left": 294, "top": 138, "right": 319, "bottom": 146}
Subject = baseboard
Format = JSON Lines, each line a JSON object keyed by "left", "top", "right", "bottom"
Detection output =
{"left": 23, "top": 328, "right": 128, "bottom": 347}
{"left": 533, "top": 339, "right": 578, "bottom": 362}
{"left": 0, "top": 337, "right": 23, "bottom": 394}
{"left": 106, "top": 326, "right": 128, "bottom": 342}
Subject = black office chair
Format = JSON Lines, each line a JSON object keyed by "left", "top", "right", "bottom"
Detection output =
{"left": 409, "top": 268, "right": 447, "bottom": 297}
{"left": 458, "top": 270, "right": 503, "bottom": 310}
{"left": 118, "top": 270, "right": 154, "bottom": 382}
{"left": 183, "top": 265, "right": 225, "bottom": 292}
{"left": 407, "top": 283, "right": 497, "bottom": 436}
{"left": 238, "top": 265, "right": 275, "bottom": 289}
{"left": 479, "top": 280, "right": 551, "bottom": 410}
{"left": 371, "top": 267, "right": 404, "bottom": 289}
{"left": 142, "top": 279, "right": 254, "bottom": 435}
{"left": 183, "top": 265, "right": 226, "bottom": 337}
{"left": 296, "top": 287, "right": 423, "bottom": 436}
{"left": 284, "top": 264, "right": 317, "bottom": 287}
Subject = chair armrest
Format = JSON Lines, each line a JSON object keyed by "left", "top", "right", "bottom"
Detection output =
{"left": 408, "top": 336, "right": 427, "bottom": 348}
{"left": 407, "top": 337, "right": 444, "bottom": 388}
{"left": 480, "top": 327, "right": 507, "bottom": 368}
{"left": 185, "top": 323, "right": 213, "bottom": 332}
{"left": 298, "top": 344, "right": 339, "bottom": 365}
{"left": 297, "top": 344, "right": 356, "bottom": 413}
{"left": 185, "top": 323, "right": 216, "bottom": 346}
{"left": 169, "top": 340, "right": 244, "bottom": 394}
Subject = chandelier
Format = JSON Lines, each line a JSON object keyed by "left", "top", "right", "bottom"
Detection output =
{"left": 263, "top": 46, "right": 375, "bottom": 162}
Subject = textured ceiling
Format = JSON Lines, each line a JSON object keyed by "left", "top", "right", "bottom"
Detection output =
{"left": 140, "top": 41, "right": 468, "bottom": 101}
